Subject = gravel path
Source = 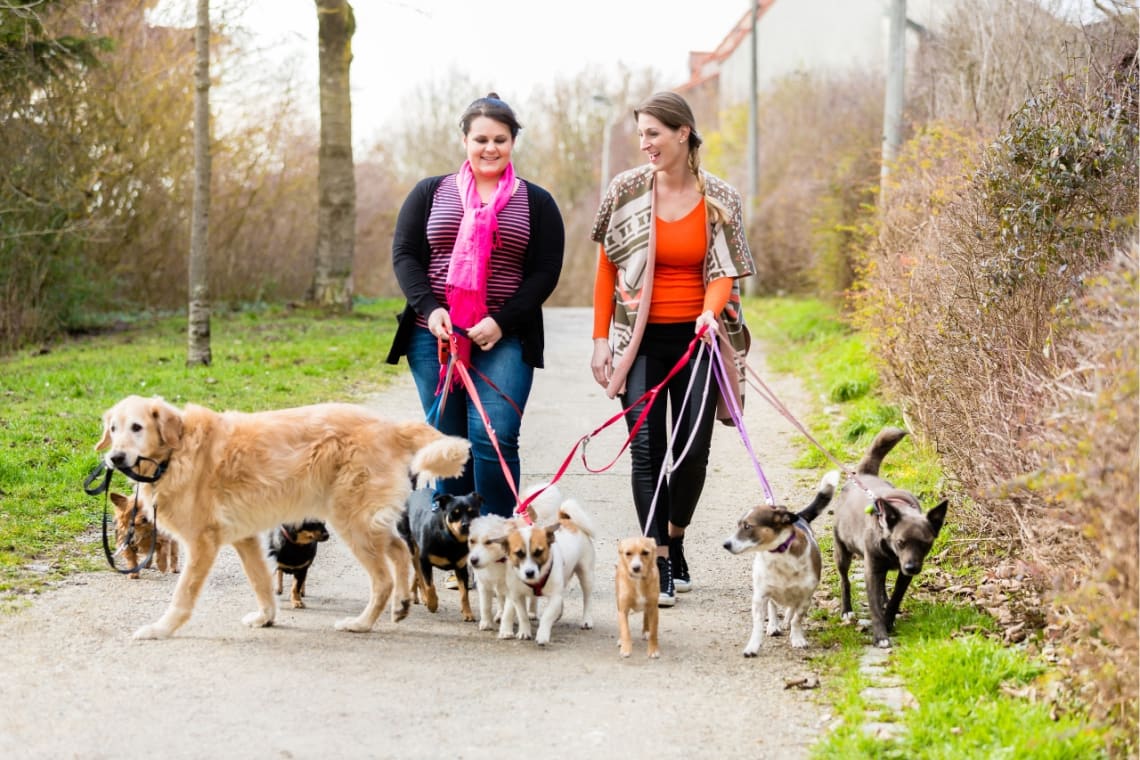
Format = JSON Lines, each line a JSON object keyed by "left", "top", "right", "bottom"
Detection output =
{"left": 0, "top": 307, "right": 828, "bottom": 759}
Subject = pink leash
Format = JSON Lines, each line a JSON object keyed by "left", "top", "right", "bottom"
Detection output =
{"left": 709, "top": 335, "right": 777, "bottom": 505}
{"left": 713, "top": 335, "right": 884, "bottom": 510}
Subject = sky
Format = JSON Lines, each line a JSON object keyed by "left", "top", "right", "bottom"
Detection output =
{"left": 151, "top": 0, "right": 757, "bottom": 145}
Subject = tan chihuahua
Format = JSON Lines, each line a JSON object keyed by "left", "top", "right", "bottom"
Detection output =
{"left": 615, "top": 536, "right": 660, "bottom": 659}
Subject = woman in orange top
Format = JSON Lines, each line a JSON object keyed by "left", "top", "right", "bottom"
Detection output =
{"left": 591, "top": 92, "right": 755, "bottom": 607}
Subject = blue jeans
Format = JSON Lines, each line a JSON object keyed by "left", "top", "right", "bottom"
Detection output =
{"left": 406, "top": 326, "right": 533, "bottom": 518}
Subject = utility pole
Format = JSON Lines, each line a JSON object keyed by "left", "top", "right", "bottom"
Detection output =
{"left": 745, "top": 0, "right": 760, "bottom": 295}
{"left": 746, "top": 0, "right": 759, "bottom": 228}
{"left": 881, "top": 0, "right": 907, "bottom": 205}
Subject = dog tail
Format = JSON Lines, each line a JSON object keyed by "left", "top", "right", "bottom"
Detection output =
{"left": 520, "top": 481, "right": 563, "bottom": 524}
{"left": 856, "top": 427, "right": 908, "bottom": 476}
{"left": 797, "top": 470, "right": 840, "bottom": 524}
{"left": 406, "top": 429, "right": 471, "bottom": 487}
{"left": 556, "top": 497, "right": 597, "bottom": 539}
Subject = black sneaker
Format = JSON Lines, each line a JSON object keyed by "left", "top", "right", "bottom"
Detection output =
{"left": 669, "top": 536, "right": 691, "bottom": 593}
{"left": 657, "top": 556, "right": 676, "bottom": 607}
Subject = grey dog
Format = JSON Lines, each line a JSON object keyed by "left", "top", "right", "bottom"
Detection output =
{"left": 831, "top": 427, "right": 948, "bottom": 648}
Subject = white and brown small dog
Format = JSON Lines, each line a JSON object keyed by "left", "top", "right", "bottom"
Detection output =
{"left": 498, "top": 495, "right": 596, "bottom": 646}
{"left": 467, "top": 483, "right": 565, "bottom": 631}
{"left": 722, "top": 472, "right": 838, "bottom": 656}
{"left": 615, "top": 536, "right": 660, "bottom": 659}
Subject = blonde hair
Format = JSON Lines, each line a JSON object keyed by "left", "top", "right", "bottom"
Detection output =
{"left": 634, "top": 91, "right": 728, "bottom": 224}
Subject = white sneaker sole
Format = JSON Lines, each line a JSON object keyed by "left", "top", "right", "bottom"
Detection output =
{"left": 674, "top": 578, "right": 692, "bottom": 593}
{"left": 658, "top": 593, "right": 676, "bottom": 607}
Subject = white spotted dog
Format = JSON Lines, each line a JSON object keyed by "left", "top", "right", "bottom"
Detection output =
{"left": 498, "top": 495, "right": 596, "bottom": 646}
{"left": 467, "top": 483, "right": 565, "bottom": 631}
{"left": 722, "top": 472, "right": 838, "bottom": 655}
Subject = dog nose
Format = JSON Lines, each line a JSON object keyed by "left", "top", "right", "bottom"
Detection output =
{"left": 722, "top": 539, "right": 732, "bottom": 550}
{"left": 902, "top": 561, "right": 922, "bottom": 575}
{"left": 524, "top": 569, "right": 535, "bottom": 579}
{"left": 110, "top": 452, "right": 128, "bottom": 467}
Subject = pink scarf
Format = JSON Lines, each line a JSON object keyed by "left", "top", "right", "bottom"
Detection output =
{"left": 442, "top": 159, "right": 516, "bottom": 389}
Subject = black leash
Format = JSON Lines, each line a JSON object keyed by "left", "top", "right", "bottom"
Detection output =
{"left": 83, "top": 458, "right": 169, "bottom": 575}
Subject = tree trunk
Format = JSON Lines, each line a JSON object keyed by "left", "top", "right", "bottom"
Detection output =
{"left": 311, "top": 0, "right": 356, "bottom": 312}
{"left": 187, "top": 0, "right": 212, "bottom": 366}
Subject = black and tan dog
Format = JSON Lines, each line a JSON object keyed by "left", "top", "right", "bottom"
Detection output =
{"left": 267, "top": 519, "right": 330, "bottom": 609}
{"left": 832, "top": 427, "right": 948, "bottom": 648}
{"left": 110, "top": 491, "right": 180, "bottom": 579}
{"left": 398, "top": 489, "right": 482, "bottom": 622}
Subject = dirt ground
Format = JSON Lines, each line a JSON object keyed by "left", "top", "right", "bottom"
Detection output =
{"left": 0, "top": 308, "right": 832, "bottom": 759}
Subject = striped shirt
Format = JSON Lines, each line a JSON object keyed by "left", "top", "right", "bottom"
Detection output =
{"left": 415, "top": 174, "right": 531, "bottom": 329}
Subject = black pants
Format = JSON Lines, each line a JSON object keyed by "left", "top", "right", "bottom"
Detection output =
{"left": 620, "top": 322, "right": 717, "bottom": 548}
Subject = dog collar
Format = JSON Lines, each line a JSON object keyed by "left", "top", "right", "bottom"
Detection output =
{"left": 770, "top": 531, "right": 796, "bottom": 554}
{"left": 525, "top": 564, "right": 553, "bottom": 596}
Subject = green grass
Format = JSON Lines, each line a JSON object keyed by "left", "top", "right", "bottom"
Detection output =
{"left": 0, "top": 298, "right": 407, "bottom": 603}
{"left": 745, "top": 296, "right": 1111, "bottom": 759}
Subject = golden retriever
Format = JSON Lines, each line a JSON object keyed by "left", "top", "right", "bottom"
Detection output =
{"left": 96, "top": 395, "right": 470, "bottom": 640}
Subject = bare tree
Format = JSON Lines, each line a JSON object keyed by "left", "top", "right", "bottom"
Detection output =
{"left": 310, "top": 0, "right": 356, "bottom": 311}
{"left": 187, "top": 0, "right": 212, "bottom": 366}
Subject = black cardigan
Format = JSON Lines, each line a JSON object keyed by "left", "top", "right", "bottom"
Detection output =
{"left": 385, "top": 174, "right": 565, "bottom": 369}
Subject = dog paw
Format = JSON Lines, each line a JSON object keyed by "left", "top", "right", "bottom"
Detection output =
{"left": 462, "top": 612, "right": 475, "bottom": 623}
{"left": 334, "top": 616, "right": 374, "bottom": 633}
{"left": 766, "top": 625, "right": 782, "bottom": 637}
{"left": 580, "top": 619, "right": 593, "bottom": 630}
{"left": 743, "top": 649, "right": 759, "bottom": 658}
{"left": 128, "top": 572, "right": 140, "bottom": 580}
{"left": 790, "top": 636, "right": 809, "bottom": 649}
{"left": 536, "top": 633, "right": 551, "bottom": 646}
{"left": 392, "top": 599, "right": 411, "bottom": 623}
{"left": 516, "top": 632, "right": 533, "bottom": 641}
{"left": 497, "top": 631, "right": 514, "bottom": 640}
{"left": 132, "top": 624, "right": 172, "bottom": 640}
{"left": 291, "top": 600, "right": 305, "bottom": 610}
{"left": 648, "top": 648, "right": 661, "bottom": 659}
{"left": 242, "top": 609, "right": 275, "bottom": 628}
{"left": 478, "top": 619, "right": 493, "bottom": 631}
{"left": 619, "top": 646, "right": 632, "bottom": 658}
{"left": 874, "top": 637, "right": 892, "bottom": 649}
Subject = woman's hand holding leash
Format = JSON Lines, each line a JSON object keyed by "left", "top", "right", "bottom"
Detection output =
{"left": 695, "top": 310, "right": 718, "bottom": 344}
{"left": 466, "top": 316, "right": 502, "bottom": 351}
{"left": 591, "top": 338, "right": 613, "bottom": 388}
{"left": 428, "top": 308, "right": 454, "bottom": 340}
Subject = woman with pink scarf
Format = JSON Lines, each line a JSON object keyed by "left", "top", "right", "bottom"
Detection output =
{"left": 387, "top": 93, "right": 565, "bottom": 520}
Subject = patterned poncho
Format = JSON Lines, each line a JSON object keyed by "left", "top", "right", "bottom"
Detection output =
{"left": 590, "top": 164, "right": 755, "bottom": 421}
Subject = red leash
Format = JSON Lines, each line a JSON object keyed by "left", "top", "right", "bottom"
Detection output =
{"left": 434, "top": 329, "right": 708, "bottom": 524}
{"left": 514, "top": 328, "right": 709, "bottom": 517}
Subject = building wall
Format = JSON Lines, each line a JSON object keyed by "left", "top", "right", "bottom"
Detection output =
{"left": 716, "top": 0, "right": 938, "bottom": 110}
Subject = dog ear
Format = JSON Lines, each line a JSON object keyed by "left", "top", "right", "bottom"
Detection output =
{"left": 154, "top": 401, "right": 183, "bottom": 450}
{"left": 433, "top": 493, "right": 453, "bottom": 509}
{"left": 109, "top": 492, "right": 129, "bottom": 512}
{"left": 878, "top": 499, "right": 902, "bottom": 530}
{"left": 773, "top": 508, "right": 796, "bottom": 526}
{"left": 95, "top": 411, "right": 112, "bottom": 451}
{"left": 926, "top": 500, "right": 949, "bottom": 537}
{"left": 544, "top": 524, "right": 559, "bottom": 542}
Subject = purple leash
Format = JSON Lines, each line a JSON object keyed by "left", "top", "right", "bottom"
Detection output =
{"left": 710, "top": 335, "right": 776, "bottom": 506}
